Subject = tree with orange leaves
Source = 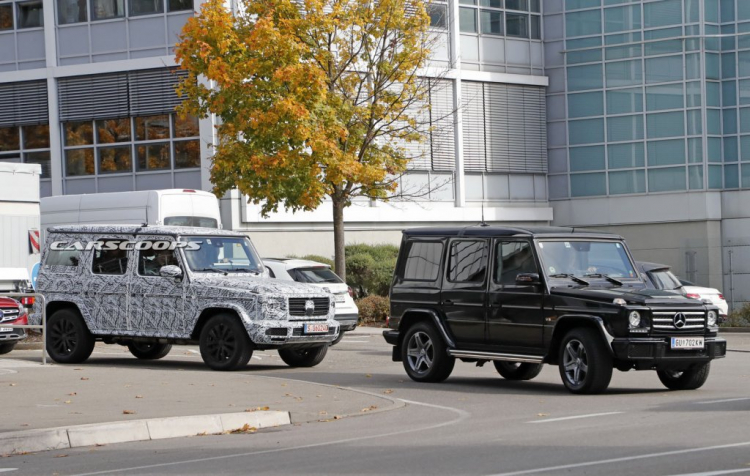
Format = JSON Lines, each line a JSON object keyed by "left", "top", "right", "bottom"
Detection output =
{"left": 175, "top": 0, "right": 437, "bottom": 279}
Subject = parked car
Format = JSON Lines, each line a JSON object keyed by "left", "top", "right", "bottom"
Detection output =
{"left": 31, "top": 225, "right": 339, "bottom": 370}
{"left": 637, "top": 262, "right": 728, "bottom": 318}
{"left": 383, "top": 226, "right": 725, "bottom": 394}
{"left": 0, "top": 296, "right": 28, "bottom": 355}
{"left": 264, "top": 258, "right": 358, "bottom": 345}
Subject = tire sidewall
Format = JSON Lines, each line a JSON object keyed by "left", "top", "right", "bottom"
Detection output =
{"left": 199, "top": 314, "right": 252, "bottom": 371}
{"left": 0, "top": 342, "right": 16, "bottom": 355}
{"left": 558, "top": 328, "right": 612, "bottom": 394}
{"left": 400, "top": 321, "right": 454, "bottom": 383}
{"left": 46, "top": 309, "right": 95, "bottom": 364}
{"left": 278, "top": 344, "right": 328, "bottom": 367}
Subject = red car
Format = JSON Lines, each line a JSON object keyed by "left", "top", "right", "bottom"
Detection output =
{"left": 0, "top": 297, "right": 27, "bottom": 355}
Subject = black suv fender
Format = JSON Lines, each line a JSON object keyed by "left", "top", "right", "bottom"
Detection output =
{"left": 386, "top": 309, "right": 455, "bottom": 361}
{"left": 547, "top": 315, "right": 614, "bottom": 364}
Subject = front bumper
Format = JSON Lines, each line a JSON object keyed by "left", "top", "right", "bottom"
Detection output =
{"left": 247, "top": 319, "right": 341, "bottom": 347}
{"left": 611, "top": 337, "right": 726, "bottom": 368}
{"left": 0, "top": 329, "right": 26, "bottom": 342}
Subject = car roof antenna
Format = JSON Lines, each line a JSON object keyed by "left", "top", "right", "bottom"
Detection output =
{"left": 480, "top": 202, "right": 489, "bottom": 227}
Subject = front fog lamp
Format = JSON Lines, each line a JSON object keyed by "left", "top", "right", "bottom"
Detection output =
{"left": 707, "top": 310, "right": 717, "bottom": 326}
{"left": 628, "top": 311, "right": 641, "bottom": 328}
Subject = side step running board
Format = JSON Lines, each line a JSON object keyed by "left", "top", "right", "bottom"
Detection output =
{"left": 448, "top": 349, "right": 544, "bottom": 364}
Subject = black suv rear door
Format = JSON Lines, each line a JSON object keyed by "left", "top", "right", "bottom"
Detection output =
{"left": 441, "top": 239, "right": 489, "bottom": 347}
{"left": 487, "top": 240, "right": 545, "bottom": 352}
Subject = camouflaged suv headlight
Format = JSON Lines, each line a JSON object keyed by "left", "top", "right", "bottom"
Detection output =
{"left": 707, "top": 310, "right": 717, "bottom": 327}
{"left": 628, "top": 311, "right": 641, "bottom": 328}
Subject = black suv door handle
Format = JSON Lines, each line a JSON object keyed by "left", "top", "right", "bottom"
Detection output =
{"left": 443, "top": 299, "right": 454, "bottom": 305}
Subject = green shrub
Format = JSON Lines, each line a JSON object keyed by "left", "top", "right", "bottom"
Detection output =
{"left": 357, "top": 295, "right": 390, "bottom": 327}
{"left": 723, "top": 304, "right": 750, "bottom": 327}
{"left": 345, "top": 243, "right": 398, "bottom": 297}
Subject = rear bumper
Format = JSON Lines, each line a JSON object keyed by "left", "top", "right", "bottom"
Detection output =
{"left": 611, "top": 337, "right": 726, "bottom": 368}
{"left": 334, "top": 312, "right": 358, "bottom": 331}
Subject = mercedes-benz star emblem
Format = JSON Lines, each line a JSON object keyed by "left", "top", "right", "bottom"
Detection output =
{"left": 673, "top": 312, "right": 687, "bottom": 329}
{"left": 305, "top": 300, "right": 315, "bottom": 316}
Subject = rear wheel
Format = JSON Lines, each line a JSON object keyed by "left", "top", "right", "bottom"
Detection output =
{"left": 494, "top": 361, "right": 544, "bottom": 381}
{"left": 558, "top": 328, "right": 613, "bottom": 394}
{"left": 199, "top": 314, "right": 253, "bottom": 371}
{"left": 46, "top": 309, "right": 95, "bottom": 364}
{"left": 127, "top": 342, "right": 172, "bottom": 360}
{"left": 657, "top": 363, "right": 711, "bottom": 390}
{"left": 278, "top": 345, "right": 328, "bottom": 367}
{"left": 0, "top": 342, "right": 16, "bottom": 355}
{"left": 401, "top": 322, "right": 455, "bottom": 383}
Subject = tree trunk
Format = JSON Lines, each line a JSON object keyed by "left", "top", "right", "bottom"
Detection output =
{"left": 332, "top": 196, "right": 346, "bottom": 282}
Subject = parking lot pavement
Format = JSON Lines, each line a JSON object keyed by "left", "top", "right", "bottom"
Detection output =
{"left": 2, "top": 331, "right": 750, "bottom": 475}
{"left": 0, "top": 343, "right": 398, "bottom": 434}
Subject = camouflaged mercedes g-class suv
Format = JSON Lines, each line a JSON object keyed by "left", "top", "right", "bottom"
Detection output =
{"left": 32, "top": 225, "right": 340, "bottom": 370}
{"left": 384, "top": 226, "right": 726, "bottom": 394}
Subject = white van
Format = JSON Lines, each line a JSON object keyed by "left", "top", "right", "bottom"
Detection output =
{"left": 41, "top": 189, "right": 222, "bottom": 234}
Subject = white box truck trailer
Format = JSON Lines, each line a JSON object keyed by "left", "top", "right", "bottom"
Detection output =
{"left": 41, "top": 189, "right": 222, "bottom": 235}
{"left": 0, "top": 162, "right": 41, "bottom": 292}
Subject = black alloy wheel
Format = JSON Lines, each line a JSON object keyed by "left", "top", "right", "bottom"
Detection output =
{"left": 127, "top": 342, "right": 172, "bottom": 360}
{"left": 46, "top": 309, "right": 95, "bottom": 364}
{"left": 199, "top": 314, "right": 253, "bottom": 371}
{"left": 558, "top": 328, "right": 613, "bottom": 394}
{"left": 400, "top": 321, "right": 455, "bottom": 383}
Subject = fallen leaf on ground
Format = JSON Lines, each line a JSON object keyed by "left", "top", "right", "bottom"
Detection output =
{"left": 74, "top": 368, "right": 82, "bottom": 370}
{"left": 229, "top": 424, "right": 257, "bottom": 434}
{"left": 537, "top": 413, "right": 549, "bottom": 417}
{"left": 64, "top": 400, "right": 72, "bottom": 404}
{"left": 333, "top": 415, "right": 343, "bottom": 420}
{"left": 9, "top": 383, "right": 16, "bottom": 387}
{"left": 361, "top": 405, "right": 378, "bottom": 413}
{"left": 383, "top": 389, "right": 394, "bottom": 394}
{"left": 365, "top": 374, "right": 372, "bottom": 378}
{"left": 135, "top": 395, "right": 143, "bottom": 399}
{"left": 319, "top": 411, "right": 328, "bottom": 415}
{"left": 54, "top": 454, "right": 68, "bottom": 458}
{"left": 68, "top": 392, "right": 77, "bottom": 396}
{"left": 245, "top": 406, "right": 270, "bottom": 412}
{"left": 122, "top": 410, "right": 136, "bottom": 415}
{"left": 80, "top": 377, "right": 89, "bottom": 381}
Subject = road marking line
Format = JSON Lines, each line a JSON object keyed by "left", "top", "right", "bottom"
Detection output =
{"left": 341, "top": 340, "right": 369, "bottom": 343}
{"left": 72, "top": 398, "right": 469, "bottom": 476}
{"left": 695, "top": 398, "right": 750, "bottom": 405}
{"left": 527, "top": 412, "right": 623, "bottom": 424}
{"left": 489, "top": 440, "right": 750, "bottom": 476}
{"left": 0, "top": 469, "right": 18, "bottom": 473}
{"left": 668, "top": 469, "right": 750, "bottom": 476}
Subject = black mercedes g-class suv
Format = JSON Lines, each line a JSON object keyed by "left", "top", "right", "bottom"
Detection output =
{"left": 383, "top": 226, "right": 726, "bottom": 394}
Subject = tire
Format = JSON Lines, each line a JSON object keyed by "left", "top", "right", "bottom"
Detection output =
{"left": 494, "top": 361, "right": 544, "bottom": 381}
{"left": 46, "top": 309, "right": 95, "bottom": 364}
{"left": 558, "top": 328, "right": 613, "bottom": 394}
{"left": 199, "top": 314, "right": 253, "bottom": 371}
{"left": 657, "top": 363, "right": 711, "bottom": 390}
{"left": 401, "top": 321, "right": 455, "bottom": 383}
{"left": 329, "top": 331, "right": 345, "bottom": 346}
{"left": 0, "top": 342, "right": 16, "bottom": 355}
{"left": 127, "top": 342, "right": 172, "bottom": 360}
{"left": 278, "top": 345, "right": 328, "bottom": 367}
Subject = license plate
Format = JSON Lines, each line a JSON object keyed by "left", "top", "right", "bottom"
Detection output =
{"left": 303, "top": 324, "right": 329, "bottom": 334}
{"left": 0, "top": 327, "right": 12, "bottom": 333}
{"left": 334, "top": 294, "right": 346, "bottom": 303}
{"left": 671, "top": 337, "right": 704, "bottom": 349}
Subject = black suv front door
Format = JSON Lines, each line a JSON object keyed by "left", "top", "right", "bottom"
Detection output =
{"left": 441, "top": 239, "right": 489, "bottom": 348}
{"left": 487, "top": 240, "right": 545, "bottom": 352}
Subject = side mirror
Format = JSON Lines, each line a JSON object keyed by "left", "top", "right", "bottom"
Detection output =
{"left": 516, "top": 273, "right": 541, "bottom": 285}
{"left": 159, "top": 265, "right": 183, "bottom": 279}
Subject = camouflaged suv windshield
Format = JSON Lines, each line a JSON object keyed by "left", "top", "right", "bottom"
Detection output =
{"left": 182, "top": 236, "right": 263, "bottom": 274}
{"left": 538, "top": 240, "right": 638, "bottom": 281}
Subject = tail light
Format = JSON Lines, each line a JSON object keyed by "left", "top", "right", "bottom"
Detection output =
{"left": 718, "top": 294, "right": 725, "bottom": 300}
{"left": 20, "top": 297, "right": 34, "bottom": 306}
{"left": 182, "top": 189, "right": 196, "bottom": 193}
{"left": 348, "top": 286, "right": 355, "bottom": 298}
{"left": 386, "top": 316, "right": 390, "bottom": 327}
{"left": 686, "top": 293, "right": 700, "bottom": 300}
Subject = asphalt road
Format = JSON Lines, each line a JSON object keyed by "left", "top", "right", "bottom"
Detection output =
{"left": 3, "top": 332, "right": 750, "bottom": 476}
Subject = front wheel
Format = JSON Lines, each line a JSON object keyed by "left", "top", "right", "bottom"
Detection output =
{"left": 494, "top": 361, "right": 544, "bottom": 381}
{"left": 278, "top": 345, "right": 328, "bottom": 367}
{"left": 657, "top": 363, "right": 711, "bottom": 390}
{"left": 558, "top": 328, "right": 613, "bottom": 394}
{"left": 127, "top": 342, "right": 172, "bottom": 360}
{"left": 199, "top": 314, "right": 253, "bottom": 371}
{"left": 0, "top": 342, "right": 16, "bottom": 355}
{"left": 401, "top": 322, "right": 455, "bottom": 383}
{"left": 46, "top": 309, "right": 95, "bottom": 364}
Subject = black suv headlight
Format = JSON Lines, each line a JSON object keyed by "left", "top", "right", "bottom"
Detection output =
{"left": 628, "top": 311, "right": 641, "bottom": 328}
{"left": 707, "top": 310, "right": 717, "bottom": 327}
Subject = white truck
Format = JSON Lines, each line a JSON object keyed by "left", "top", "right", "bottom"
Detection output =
{"left": 0, "top": 162, "right": 41, "bottom": 293}
{"left": 41, "top": 189, "right": 223, "bottom": 236}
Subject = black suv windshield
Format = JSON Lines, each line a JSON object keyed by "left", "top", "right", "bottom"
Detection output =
{"left": 181, "top": 236, "right": 263, "bottom": 274}
{"left": 538, "top": 240, "right": 637, "bottom": 281}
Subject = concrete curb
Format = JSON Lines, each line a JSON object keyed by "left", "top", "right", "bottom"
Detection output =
{"left": 720, "top": 327, "right": 750, "bottom": 333}
{"left": 14, "top": 342, "right": 44, "bottom": 350}
{"left": 0, "top": 411, "right": 290, "bottom": 456}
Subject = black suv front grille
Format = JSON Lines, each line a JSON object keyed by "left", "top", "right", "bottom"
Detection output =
{"left": 0, "top": 307, "right": 20, "bottom": 324}
{"left": 288, "top": 297, "right": 330, "bottom": 317}
{"left": 651, "top": 311, "right": 705, "bottom": 333}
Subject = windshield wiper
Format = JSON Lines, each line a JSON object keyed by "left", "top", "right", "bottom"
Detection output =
{"left": 549, "top": 274, "right": 589, "bottom": 286}
{"left": 229, "top": 268, "right": 261, "bottom": 274}
{"left": 584, "top": 273, "right": 623, "bottom": 286}
{"left": 193, "top": 268, "right": 228, "bottom": 276}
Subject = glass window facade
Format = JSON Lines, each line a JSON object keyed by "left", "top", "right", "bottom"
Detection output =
{"left": 62, "top": 114, "right": 200, "bottom": 177}
{"left": 459, "top": 0, "right": 541, "bottom": 39}
{"left": 0, "top": 124, "right": 51, "bottom": 177}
